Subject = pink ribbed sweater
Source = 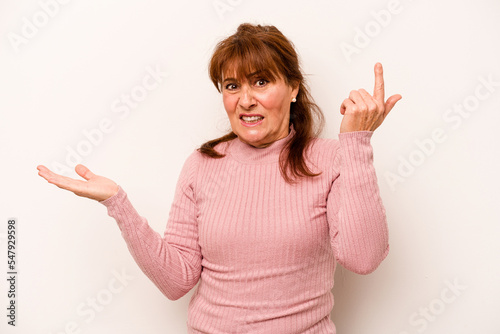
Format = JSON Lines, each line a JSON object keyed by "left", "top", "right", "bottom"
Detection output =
{"left": 100, "top": 124, "right": 389, "bottom": 333}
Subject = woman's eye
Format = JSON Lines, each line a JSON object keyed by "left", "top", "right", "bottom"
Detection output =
{"left": 225, "top": 83, "right": 238, "bottom": 90}
{"left": 255, "top": 79, "right": 268, "bottom": 87}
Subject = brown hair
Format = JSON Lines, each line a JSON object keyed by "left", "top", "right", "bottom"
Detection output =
{"left": 198, "top": 23, "right": 325, "bottom": 183}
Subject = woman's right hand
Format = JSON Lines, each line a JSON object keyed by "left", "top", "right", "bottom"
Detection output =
{"left": 37, "top": 164, "right": 119, "bottom": 202}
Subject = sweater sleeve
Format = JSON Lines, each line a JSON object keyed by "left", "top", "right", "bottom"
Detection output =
{"left": 326, "top": 131, "right": 389, "bottom": 275}
{"left": 99, "top": 151, "right": 202, "bottom": 300}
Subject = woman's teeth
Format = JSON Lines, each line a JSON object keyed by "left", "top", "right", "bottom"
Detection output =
{"left": 242, "top": 116, "right": 263, "bottom": 123}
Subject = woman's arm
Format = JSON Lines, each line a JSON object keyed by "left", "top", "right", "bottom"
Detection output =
{"left": 326, "top": 131, "right": 389, "bottom": 275}
{"left": 99, "top": 152, "right": 202, "bottom": 300}
{"left": 326, "top": 62, "right": 400, "bottom": 274}
{"left": 37, "top": 151, "right": 202, "bottom": 300}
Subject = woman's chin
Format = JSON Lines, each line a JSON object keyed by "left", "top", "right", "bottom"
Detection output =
{"left": 235, "top": 131, "right": 267, "bottom": 148}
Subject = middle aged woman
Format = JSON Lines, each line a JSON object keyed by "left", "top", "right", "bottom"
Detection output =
{"left": 37, "top": 23, "right": 402, "bottom": 333}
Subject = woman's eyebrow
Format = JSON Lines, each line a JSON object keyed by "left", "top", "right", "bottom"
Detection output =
{"left": 222, "top": 77, "right": 238, "bottom": 84}
{"left": 246, "top": 70, "right": 265, "bottom": 79}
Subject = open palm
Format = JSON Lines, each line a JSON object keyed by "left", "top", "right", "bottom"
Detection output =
{"left": 37, "top": 164, "right": 119, "bottom": 202}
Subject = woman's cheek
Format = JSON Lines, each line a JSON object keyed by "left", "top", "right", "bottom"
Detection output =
{"left": 222, "top": 97, "right": 235, "bottom": 115}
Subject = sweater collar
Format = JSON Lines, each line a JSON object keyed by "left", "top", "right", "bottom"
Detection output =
{"left": 227, "top": 124, "right": 296, "bottom": 164}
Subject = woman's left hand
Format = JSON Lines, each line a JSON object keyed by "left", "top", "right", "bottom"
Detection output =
{"left": 339, "top": 62, "right": 402, "bottom": 133}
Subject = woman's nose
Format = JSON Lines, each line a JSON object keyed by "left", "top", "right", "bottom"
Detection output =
{"left": 238, "top": 86, "right": 256, "bottom": 109}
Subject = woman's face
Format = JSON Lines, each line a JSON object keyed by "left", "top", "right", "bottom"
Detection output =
{"left": 222, "top": 70, "right": 299, "bottom": 148}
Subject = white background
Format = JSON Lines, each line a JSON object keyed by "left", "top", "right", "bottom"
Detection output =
{"left": 1, "top": 0, "right": 499, "bottom": 333}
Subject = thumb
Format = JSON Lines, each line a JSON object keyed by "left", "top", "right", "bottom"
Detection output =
{"left": 75, "top": 164, "right": 95, "bottom": 181}
{"left": 384, "top": 94, "right": 402, "bottom": 116}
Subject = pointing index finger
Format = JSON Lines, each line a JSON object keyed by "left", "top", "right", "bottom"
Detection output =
{"left": 373, "top": 62, "right": 385, "bottom": 103}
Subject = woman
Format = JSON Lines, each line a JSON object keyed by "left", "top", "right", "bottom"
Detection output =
{"left": 37, "top": 23, "right": 401, "bottom": 333}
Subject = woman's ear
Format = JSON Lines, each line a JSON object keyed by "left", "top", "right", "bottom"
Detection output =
{"left": 291, "top": 81, "right": 300, "bottom": 100}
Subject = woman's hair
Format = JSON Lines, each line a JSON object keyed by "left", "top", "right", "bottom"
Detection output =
{"left": 198, "top": 23, "right": 325, "bottom": 184}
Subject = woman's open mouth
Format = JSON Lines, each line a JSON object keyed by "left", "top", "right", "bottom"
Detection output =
{"left": 240, "top": 115, "right": 264, "bottom": 127}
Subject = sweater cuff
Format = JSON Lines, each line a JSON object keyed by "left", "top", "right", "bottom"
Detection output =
{"left": 99, "top": 185, "right": 141, "bottom": 234}
{"left": 338, "top": 131, "right": 374, "bottom": 161}
{"left": 99, "top": 185, "right": 127, "bottom": 208}
{"left": 338, "top": 130, "right": 373, "bottom": 141}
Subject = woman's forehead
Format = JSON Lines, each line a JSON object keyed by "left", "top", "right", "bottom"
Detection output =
{"left": 222, "top": 68, "right": 258, "bottom": 81}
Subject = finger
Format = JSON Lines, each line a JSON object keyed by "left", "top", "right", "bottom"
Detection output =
{"left": 37, "top": 165, "right": 56, "bottom": 181}
{"left": 75, "top": 164, "right": 95, "bottom": 181}
{"left": 37, "top": 165, "right": 86, "bottom": 192}
{"left": 340, "top": 98, "right": 355, "bottom": 115}
{"left": 37, "top": 164, "right": 50, "bottom": 174}
{"left": 373, "top": 62, "right": 385, "bottom": 104}
{"left": 357, "top": 89, "right": 378, "bottom": 112}
{"left": 38, "top": 165, "right": 68, "bottom": 184}
{"left": 383, "top": 94, "right": 402, "bottom": 117}
{"left": 348, "top": 90, "right": 366, "bottom": 107}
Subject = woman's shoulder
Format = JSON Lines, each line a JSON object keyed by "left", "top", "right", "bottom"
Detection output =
{"left": 185, "top": 139, "right": 233, "bottom": 167}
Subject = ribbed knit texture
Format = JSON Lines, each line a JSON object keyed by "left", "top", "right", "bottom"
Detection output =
{"left": 100, "top": 124, "right": 389, "bottom": 333}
